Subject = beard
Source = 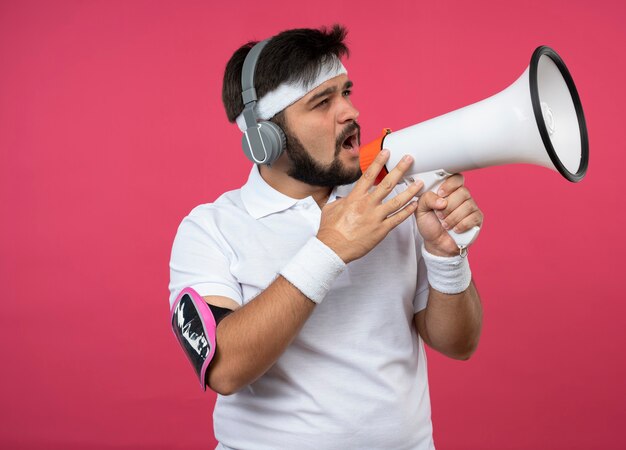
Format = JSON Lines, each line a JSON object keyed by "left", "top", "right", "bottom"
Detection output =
{"left": 280, "top": 121, "right": 363, "bottom": 187}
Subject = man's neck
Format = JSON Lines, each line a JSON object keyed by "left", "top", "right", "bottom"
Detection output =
{"left": 259, "top": 164, "right": 332, "bottom": 209}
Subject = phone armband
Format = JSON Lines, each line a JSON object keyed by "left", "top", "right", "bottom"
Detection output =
{"left": 171, "top": 287, "right": 230, "bottom": 390}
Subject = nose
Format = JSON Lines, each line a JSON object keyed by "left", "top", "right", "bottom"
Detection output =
{"left": 337, "top": 97, "right": 359, "bottom": 124}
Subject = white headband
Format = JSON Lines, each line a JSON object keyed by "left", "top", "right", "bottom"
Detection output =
{"left": 236, "top": 58, "right": 347, "bottom": 131}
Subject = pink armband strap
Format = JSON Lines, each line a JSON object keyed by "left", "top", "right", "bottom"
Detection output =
{"left": 170, "top": 287, "right": 221, "bottom": 391}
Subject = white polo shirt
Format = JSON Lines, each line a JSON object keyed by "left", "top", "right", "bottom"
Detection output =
{"left": 169, "top": 165, "right": 434, "bottom": 450}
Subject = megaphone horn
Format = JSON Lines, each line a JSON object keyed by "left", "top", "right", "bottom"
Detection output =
{"left": 360, "top": 45, "right": 589, "bottom": 250}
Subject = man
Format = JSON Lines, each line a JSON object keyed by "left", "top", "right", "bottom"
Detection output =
{"left": 170, "top": 25, "right": 483, "bottom": 450}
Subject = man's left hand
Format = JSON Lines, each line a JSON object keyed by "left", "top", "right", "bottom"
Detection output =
{"left": 415, "top": 174, "right": 483, "bottom": 257}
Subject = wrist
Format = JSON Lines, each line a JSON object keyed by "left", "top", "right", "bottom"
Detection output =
{"left": 423, "top": 238, "right": 458, "bottom": 258}
{"left": 421, "top": 244, "right": 472, "bottom": 294}
{"left": 316, "top": 229, "right": 353, "bottom": 264}
{"left": 279, "top": 237, "right": 346, "bottom": 303}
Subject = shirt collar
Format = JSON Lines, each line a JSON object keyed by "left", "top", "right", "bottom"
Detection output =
{"left": 328, "top": 183, "right": 353, "bottom": 202}
{"left": 240, "top": 165, "right": 355, "bottom": 219}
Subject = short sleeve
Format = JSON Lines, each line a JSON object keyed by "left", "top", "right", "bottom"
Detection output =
{"left": 168, "top": 209, "right": 243, "bottom": 309}
{"left": 412, "top": 219, "right": 430, "bottom": 314}
{"left": 387, "top": 181, "right": 431, "bottom": 314}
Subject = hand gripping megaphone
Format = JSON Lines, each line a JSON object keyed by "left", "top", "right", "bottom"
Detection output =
{"left": 359, "top": 46, "right": 589, "bottom": 251}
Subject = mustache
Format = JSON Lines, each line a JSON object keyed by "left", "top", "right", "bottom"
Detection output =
{"left": 335, "top": 122, "right": 361, "bottom": 154}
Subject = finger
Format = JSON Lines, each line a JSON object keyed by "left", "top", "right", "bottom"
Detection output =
{"left": 416, "top": 191, "right": 447, "bottom": 216}
{"left": 383, "top": 200, "right": 418, "bottom": 230}
{"left": 380, "top": 180, "right": 424, "bottom": 217}
{"left": 370, "top": 154, "right": 416, "bottom": 202}
{"left": 353, "top": 149, "right": 390, "bottom": 195}
{"left": 450, "top": 210, "right": 483, "bottom": 233}
{"left": 439, "top": 199, "right": 479, "bottom": 231}
{"left": 435, "top": 186, "right": 471, "bottom": 220}
{"left": 437, "top": 173, "right": 464, "bottom": 197}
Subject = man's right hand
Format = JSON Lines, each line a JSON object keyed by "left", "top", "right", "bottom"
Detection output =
{"left": 317, "top": 149, "right": 424, "bottom": 264}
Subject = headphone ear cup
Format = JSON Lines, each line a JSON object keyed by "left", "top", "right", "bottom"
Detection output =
{"left": 241, "top": 120, "right": 286, "bottom": 165}
{"left": 257, "top": 121, "right": 286, "bottom": 164}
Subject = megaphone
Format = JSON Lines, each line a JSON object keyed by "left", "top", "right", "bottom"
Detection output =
{"left": 360, "top": 45, "right": 589, "bottom": 250}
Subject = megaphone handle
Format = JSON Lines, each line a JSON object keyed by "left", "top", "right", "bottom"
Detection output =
{"left": 407, "top": 170, "right": 481, "bottom": 253}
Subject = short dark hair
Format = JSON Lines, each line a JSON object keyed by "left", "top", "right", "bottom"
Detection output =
{"left": 221, "top": 25, "right": 349, "bottom": 123}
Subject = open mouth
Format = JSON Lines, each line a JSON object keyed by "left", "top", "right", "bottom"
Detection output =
{"left": 341, "top": 130, "right": 359, "bottom": 151}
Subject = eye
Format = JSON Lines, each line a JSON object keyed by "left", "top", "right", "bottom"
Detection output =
{"left": 342, "top": 89, "right": 352, "bottom": 97}
{"left": 315, "top": 98, "right": 329, "bottom": 109}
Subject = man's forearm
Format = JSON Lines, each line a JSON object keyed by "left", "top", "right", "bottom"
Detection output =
{"left": 206, "top": 275, "right": 315, "bottom": 395}
{"left": 417, "top": 281, "right": 483, "bottom": 360}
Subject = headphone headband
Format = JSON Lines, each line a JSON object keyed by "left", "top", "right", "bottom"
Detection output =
{"left": 240, "top": 39, "right": 270, "bottom": 129}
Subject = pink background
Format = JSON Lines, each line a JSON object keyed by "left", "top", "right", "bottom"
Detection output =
{"left": 1, "top": 1, "right": 624, "bottom": 448}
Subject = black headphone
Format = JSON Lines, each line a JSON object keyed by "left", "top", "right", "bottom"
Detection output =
{"left": 240, "top": 39, "right": 286, "bottom": 165}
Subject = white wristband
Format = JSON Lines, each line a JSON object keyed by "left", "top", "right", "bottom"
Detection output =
{"left": 279, "top": 237, "right": 346, "bottom": 304}
{"left": 421, "top": 245, "right": 472, "bottom": 294}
